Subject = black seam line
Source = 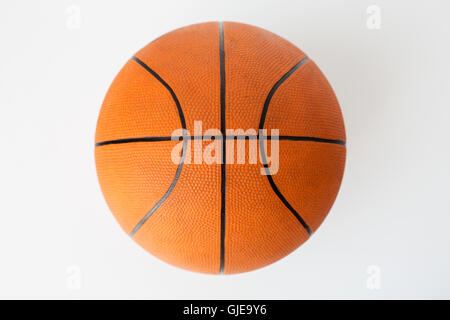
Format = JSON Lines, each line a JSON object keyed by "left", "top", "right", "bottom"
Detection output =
{"left": 258, "top": 57, "right": 310, "bottom": 130}
{"left": 128, "top": 56, "right": 188, "bottom": 237}
{"left": 95, "top": 136, "right": 175, "bottom": 146}
{"left": 270, "top": 136, "right": 345, "bottom": 145}
{"left": 218, "top": 21, "right": 226, "bottom": 274}
{"left": 95, "top": 135, "right": 346, "bottom": 147}
{"left": 259, "top": 57, "right": 313, "bottom": 236}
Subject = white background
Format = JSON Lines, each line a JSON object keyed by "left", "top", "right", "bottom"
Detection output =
{"left": 0, "top": 0, "right": 449, "bottom": 299}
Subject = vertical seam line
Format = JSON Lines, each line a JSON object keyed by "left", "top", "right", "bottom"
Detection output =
{"left": 219, "top": 21, "right": 226, "bottom": 274}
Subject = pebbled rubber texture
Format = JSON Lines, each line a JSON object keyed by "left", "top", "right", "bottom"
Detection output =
{"left": 95, "top": 21, "right": 346, "bottom": 274}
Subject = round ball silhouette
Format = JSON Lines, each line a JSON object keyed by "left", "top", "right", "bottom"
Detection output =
{"left": 95, "top": 21, "right": 346, "bottom": 274}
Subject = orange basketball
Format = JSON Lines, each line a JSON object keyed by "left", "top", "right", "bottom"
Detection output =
{"left": 95, "top": 21, "right": 346, "bottom": 274}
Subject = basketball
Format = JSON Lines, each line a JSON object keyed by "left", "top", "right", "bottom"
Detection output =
{"left": 95, "top": 21, "right": 346, "bottom": 274}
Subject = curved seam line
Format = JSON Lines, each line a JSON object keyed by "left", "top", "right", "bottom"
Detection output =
{"left": 95, "top": 135, "right": 346, "bottom": 147}
{"left": 258, "top": 57, "right": 313, "bottom": 236}
{"left": 128, "top": 56, "right": 188, "bottom": 237}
